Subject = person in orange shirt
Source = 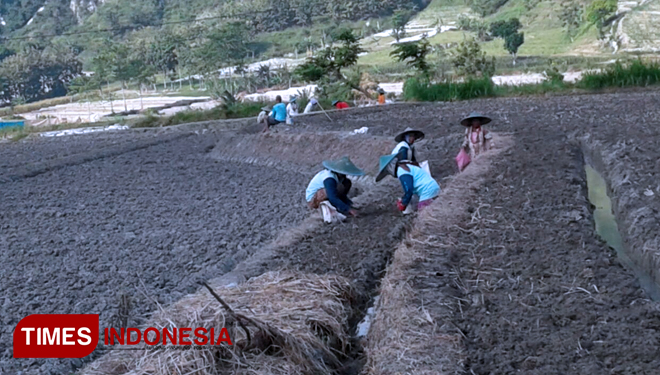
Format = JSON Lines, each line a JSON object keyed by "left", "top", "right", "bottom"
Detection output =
{"left": 377, "top": 88, "right": 386, "bottom": 105}
{"left": 332, "top": 100, "right": 350, "bottom": 110}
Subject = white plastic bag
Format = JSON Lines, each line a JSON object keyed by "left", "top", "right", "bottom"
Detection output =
{"left": 420, "top": 160, "right": 431, "bottom": 176}
{"left": 320, "top": 201, "right": 346, "bottom": 223}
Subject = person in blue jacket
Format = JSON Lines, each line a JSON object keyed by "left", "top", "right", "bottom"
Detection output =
{"left": 306, "top": 156, "right": 365, "bottom": 218}
{"left": 261, "top": 95, "right": 287, "bottom": 133}
{"left": 391, "top": 127, "right": 424, "bottom": 166}
{"left": 376, "top": 154, "right": 439, "bottom": 212}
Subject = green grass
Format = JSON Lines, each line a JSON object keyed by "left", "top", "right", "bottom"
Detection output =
{"left": 578, "top": 59, "right": 660, "bottom": 89}
{"left": 403, "top": 76, "right": 497, "bottom": 101}
{"left": 403, "top": 59, "right": 660, "bottom": 102}
{"left": 132, "top": 102, "right": 265, "bottom": 128}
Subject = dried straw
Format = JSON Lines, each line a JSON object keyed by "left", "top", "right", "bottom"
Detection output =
{"left": 80, "top": 272, "right": 357, "bottom": 375}
{"left": 363, "top": 134, "right": 514, "bottom": 375}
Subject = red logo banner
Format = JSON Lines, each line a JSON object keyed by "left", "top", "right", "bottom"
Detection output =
{"left": 13, "top": 314, "right": 99, "bottom": 358}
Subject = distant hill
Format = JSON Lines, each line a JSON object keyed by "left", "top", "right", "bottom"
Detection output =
{"left": 0, "top": 0, "right": 431, "bottom": 41}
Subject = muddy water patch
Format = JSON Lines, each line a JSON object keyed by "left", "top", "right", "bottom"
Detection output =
{"left": 584, "top": 163, "right": 660, "bottom": 300}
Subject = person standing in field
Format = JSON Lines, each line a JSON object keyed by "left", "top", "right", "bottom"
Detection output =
{"left": 261, "top": 95, "right": 287, "bottom": 133}
{"left": 286, "top": 96, "right": 299, "bottom": 125}
{"left": 332, "top": 100, "right": 350, "bottom": 110}
{"left": 460, "top": 112, "right": 494, "bottom": 159}
{"left": 377, "top": 88, "right": 386, "bottom": 105}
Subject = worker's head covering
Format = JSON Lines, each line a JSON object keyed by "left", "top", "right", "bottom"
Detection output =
{"left": 261, "top": 106, "right": 271, "bottom": 112}
{"left": 377, "top": 87, "right": 385, "bottom": 94}
{"left": 461, "top": 112, "right": 492, "bottom": 127}
{"left": 394, "top": 128, "right": 425, "bottom": 143}
{"left": 376, "top": 154, "right": 398, "bottom": 182}
{"left": 332, "top": 100, "right": 339, "bottom": 106}
{"left": 322, "top": 156, "right": 365, "bottom": 176}
{"left": 310, "top": 98, "right": 318, "bottom": 105}
{"left": 290, "top": 96, "right": 297, "bottom": 103}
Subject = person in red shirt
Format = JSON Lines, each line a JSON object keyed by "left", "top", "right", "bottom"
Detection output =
{"left": 332, "top": 100, "right": 350, "bottom": 110}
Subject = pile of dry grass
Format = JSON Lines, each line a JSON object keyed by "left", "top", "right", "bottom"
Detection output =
{"left": 81, "top": 272, "right": 357, "bottom": 375}
{"left": 363, "top": 134, "right": 514, "bottom": 375}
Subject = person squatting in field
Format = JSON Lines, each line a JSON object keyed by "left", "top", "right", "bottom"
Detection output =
{"left": 461, "top": 112, "right": 494, "bottom": 159}
{"left": 376, "top": 153, "right": 440, "bottom": 212}
{"left": 391, "top": 127, "right": 424, "bottom": 166}
{"left": 261, "top": 95, "right": 287, "bottom": 133}
{"left": 332, "top": 100, "right": 350, "bottom": 110}
{"left": 306, "top": 157, "right": 364, "bottom": 223}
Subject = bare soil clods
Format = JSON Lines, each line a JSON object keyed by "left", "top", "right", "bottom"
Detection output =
{"left": 2, "top": 91, "right": 660, "bottom": 374}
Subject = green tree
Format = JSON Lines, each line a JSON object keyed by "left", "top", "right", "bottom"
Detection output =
{"left": 196, "top": 22, "right": 252, "bottom": 73}
{"left": 295, "top": 29, "right": 364, "bottom": 81}
{"left": 586, "top": 0, "right": 617, "bottom": 39}
{"left": 467, "top": 0, "right": 510, "bottom": 17}
{"left": 391, "top": 9, "right": 413, "bottom": 42}
{"left": 90, "top": 48, "right": 117, "bottom": 113}
{"left": 490, "top": 18, "right": 524, "bottom": 65}
{"left": 451, "top": 38, "right": 496, "bottom": 77}
{"left": 390, "top": 36, "right": 431, "bottom": 78}
{"left": 504, "top": 32, "right": 524, "bottom": 63}
{"left": 490, "top": 18, "right": 522, "bottom": 38}
{"left": 67, "top": 76, "right": 97, "bottom": 121}
{"left": 559, "top": 1, "right": 583, "bottom": 41}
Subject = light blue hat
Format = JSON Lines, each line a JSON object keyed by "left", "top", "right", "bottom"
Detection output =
{"left": 376, "top": 154, "right": 398, "bottom": 182}
{"left": 322, "top": 156, "right": 365, "bottom": 176}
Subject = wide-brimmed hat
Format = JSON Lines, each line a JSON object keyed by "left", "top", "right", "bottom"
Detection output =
{"left": 290, "top": 96, "right": 297, "bottom": 102}
{"left": 261, "top": 106, "right": 271, "bottom": 111}
{"left": 322, "top": 156, "right": 365, "bottom": 176}
{"left": 460, "top": 112, "right": 492, "bottom": 126}
{"left": 376, "top": 154, "right": 398, "bottom": 182}
{"left": 394, "top": 127, "right": 425, "bottom": 143}
{"left": 332, "top": 100, "right": 339, "bottom": 106}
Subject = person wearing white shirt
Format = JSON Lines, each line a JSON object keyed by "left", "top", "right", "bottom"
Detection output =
{"left": 304, "top": 98, "right": 319, "bottom": 114}
{"left": 286, "top": 97, "right": 299, "bottom": 125}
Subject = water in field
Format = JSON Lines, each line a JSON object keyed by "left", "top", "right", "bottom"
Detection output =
{"left": 585, "top": 164, "right": 660, "bottom": 301}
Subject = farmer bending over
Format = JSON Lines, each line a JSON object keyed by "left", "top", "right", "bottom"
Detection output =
{"left": 332, "top": 100, "right": 349, "bottom": 110}
{"left": 306, "top": 157, "right": 364, "bottom": 222}
{"left": 391, "top": 127, "right": 424, "bottom": 166}
{"left": 261, "top": 95, "right": 287, "bottom": 133}
{"left": 304, "top": 98, "right": 319, "bottom": 114}
{"left": 376, "top": 154, "right": 440, "bottom": 213}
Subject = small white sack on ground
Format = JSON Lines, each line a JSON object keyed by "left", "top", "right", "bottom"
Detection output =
{"left": 320, "top": 201, "right": 346, "bottom": 223}
{"left": 353, "top": 127, "right": 369, "bottom": 134}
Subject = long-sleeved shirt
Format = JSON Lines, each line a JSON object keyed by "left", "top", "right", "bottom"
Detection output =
{"left": 397, "top": 164, "right": 439, "bottom": 206}
{"left": 304, "top": 100, "right": 317, "bottom": 113}
{"left": 305, "top": 170, "right": 352, "bottom": 214}
{"left": 391, "top": 141, "right": 417, "bottom": 163}
{"left": 286, "top": 103, "right": 298, "bottom": 123}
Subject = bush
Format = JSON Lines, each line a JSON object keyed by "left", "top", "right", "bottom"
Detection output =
{"left": 451, "top": 39, "right": 496, "bottom": 77}
{"left": 578, "top": 60, "right": 660, "bottom": 89}
{"left": 403, "top": 76, "right": 496, "bottom": 101}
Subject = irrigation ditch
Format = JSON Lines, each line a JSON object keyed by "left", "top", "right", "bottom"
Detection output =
{"left": 3, "top": 94, "right": 660, "bottom": 374}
